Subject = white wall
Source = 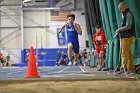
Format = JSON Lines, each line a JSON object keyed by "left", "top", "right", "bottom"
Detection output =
{"left": 0, "top": 0, "right": 21, "bottom": 48}
{"left": 23, "top": 10, "right": 50, "bottom": 48}
{"left": 0, "top": 0, "right": 51, "bottom": 49}
{"left": 1, "top": 10, "right": 51, "bottom": 49}
{"left": 0, "top": 29, "right": 21, "bottom": 48}
{"left": 2, "top": 0, "right": 21, "bottom": 4}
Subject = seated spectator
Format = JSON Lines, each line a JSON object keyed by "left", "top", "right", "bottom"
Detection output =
{"left": 78, "top": 50, "right": 83, "bottom": 65}
{"left": 83, "top": 52, "right": 91, "bottom": 66}
{"left": 78, "top": 49, "right": 85, "bottom": 66}
{"left": 59, "top": 51, "right": 67, "bottom": 66}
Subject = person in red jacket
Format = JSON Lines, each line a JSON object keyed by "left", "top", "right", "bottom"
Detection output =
{"left": 92, "top": 25, "right": 107, "bottom": 71}
{"left": 0, "top": 51, "right": 3, "bottom": 67}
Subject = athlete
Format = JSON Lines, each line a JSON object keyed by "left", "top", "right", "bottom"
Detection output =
{"left": 59, "top": 14, "right": 82, "bottom": 66}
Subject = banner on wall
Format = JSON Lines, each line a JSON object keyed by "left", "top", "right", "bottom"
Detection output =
{"left": 57, "top": 28, "right": 66, "bottom": 46}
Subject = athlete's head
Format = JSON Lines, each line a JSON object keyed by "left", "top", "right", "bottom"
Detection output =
{"left": 67, "top": 13, "right": 75, "bottom": 25}
{"left": 96, "top": 25, "right": 102, "bottom": 33}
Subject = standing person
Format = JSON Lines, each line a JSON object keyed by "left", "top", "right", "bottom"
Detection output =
{"left": 25, "top": 50, "right": 29, "bottom": 66}
{"left": 56, "top": 50, "right": 61, "bottom": 66}
{"left": 59, "top": 13, "right": 82, "bottom": 66}
{"left": 6, "top": 54, "right": 10, "bottom": 67}
{"left": 0, "top": 51, "right": 3, "bottom": 67}
{"left": 115, "top": 2, "right": 136, "bottom": 74}
{"left": 92, "top": 25, "right": 107, "bottom": 71}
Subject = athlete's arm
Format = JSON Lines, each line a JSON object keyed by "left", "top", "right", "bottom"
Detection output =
{"left": 74, "top": 23, "right": 82, "bottom": 35}
{"left": 59, "top": 22, "right": 68, "bottom": 33}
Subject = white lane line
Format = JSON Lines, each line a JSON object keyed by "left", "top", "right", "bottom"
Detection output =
{"left": 42, "top": 75, "right": 63, "bottom": 78}
{"left": 39, "top": 66, "right": 66, "bottom": 70}
{"left": 38, "top": 67, "right": 58, "bottom": 72}
{"left": 7, "top": 70, "right": 26, "bottom": 75}
{"left": 57, "top": 67, "right": 70, "bottom": 73}
{"left": 38, "top": 67, "right": 66, "bottom": 72}
{"left": 80, "top": 66, "right": 86, "bottom": 72}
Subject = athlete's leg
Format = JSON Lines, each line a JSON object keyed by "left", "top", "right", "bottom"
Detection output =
{"left": 100, "top": 48, "right": 105, "bottom": 68}
{"left": 98, "top": 53, "right": 104, "bottom": 68}
{"left": 73, "top": 42, "right": 80, "bottom": 65}
{"left": 67, "top": 43, "right": 73, "bottom": 65}
{"left": 96, "top": 48, "right": 104, "bottom": 71}
{"left": 98, "top": 53, "right": 102, "bottom": 70}
{"left": 95, "top": 48, "right": 100, "bottom": 68}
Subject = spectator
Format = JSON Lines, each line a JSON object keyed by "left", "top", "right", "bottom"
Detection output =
{"left": 92, "top": 25, "right": 107, "bottom": 71}
{"left": 59, "top": 51, "right": 67, "bottom": 66}
{"left": 0, "top": 51, "right": 3, "bottom": 67}
{"left": 56, "top": 50, "right": 61, "bottom": 66}
{"left": 83, "top": 52, "right": 91, "bottom": 66}
{"left": 79, "top": 50, "right": 84, "bottom": 65}
{"left": 25, "top": 50, "right": 29, "bottom": 66}
{"left": 115, "top": 2, "right": 136, "bottom": 74}
{"left": 6, "top": 54, "right": 10, "bottom": 67}
{"left": 0, "top": 51, "right": 5, "bottom": 67}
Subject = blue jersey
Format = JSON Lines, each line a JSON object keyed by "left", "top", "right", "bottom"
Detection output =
{"left": 66, "top": 25, "right": 79, "bottom": 43}
{"left": 65, "top": 24, "right": 80, "bottom": 53}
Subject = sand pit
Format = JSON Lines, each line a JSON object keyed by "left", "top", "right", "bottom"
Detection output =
{"left": 0, "top": 80, "right": 140, "bottom": 93}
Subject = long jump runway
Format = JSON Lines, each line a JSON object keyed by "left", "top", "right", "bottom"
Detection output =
{"left": 0, "top": 66, "right": 140, "bottom": 80}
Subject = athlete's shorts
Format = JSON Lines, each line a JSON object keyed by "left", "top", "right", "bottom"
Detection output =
{"left": 67, "top": 41, "right": 79, "bottom": 54}
{"left": 95, "top": 47, "right": 104, "bottom": 55}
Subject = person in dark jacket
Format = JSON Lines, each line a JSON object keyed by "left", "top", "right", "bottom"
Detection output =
{"left": 115, "top": 1, "right": 135, "bottom": 74}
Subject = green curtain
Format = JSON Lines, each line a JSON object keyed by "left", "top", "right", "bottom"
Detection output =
{"left": 84, "top": 0, "right": 102, "bottom": 50}
{"left": 99, "top": 0, "right": 140, "bottom": 69}
{"left": 84, "top": 0, "right": 102, "bottom": 67}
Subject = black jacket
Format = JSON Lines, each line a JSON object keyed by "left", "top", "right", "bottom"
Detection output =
{"left": 118, "top": 8, "right": 135, "bottom": 38}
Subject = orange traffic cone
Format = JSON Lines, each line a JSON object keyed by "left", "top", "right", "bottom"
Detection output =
{"left": 25, "top": 46, "right": 40, "bottom": 78}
